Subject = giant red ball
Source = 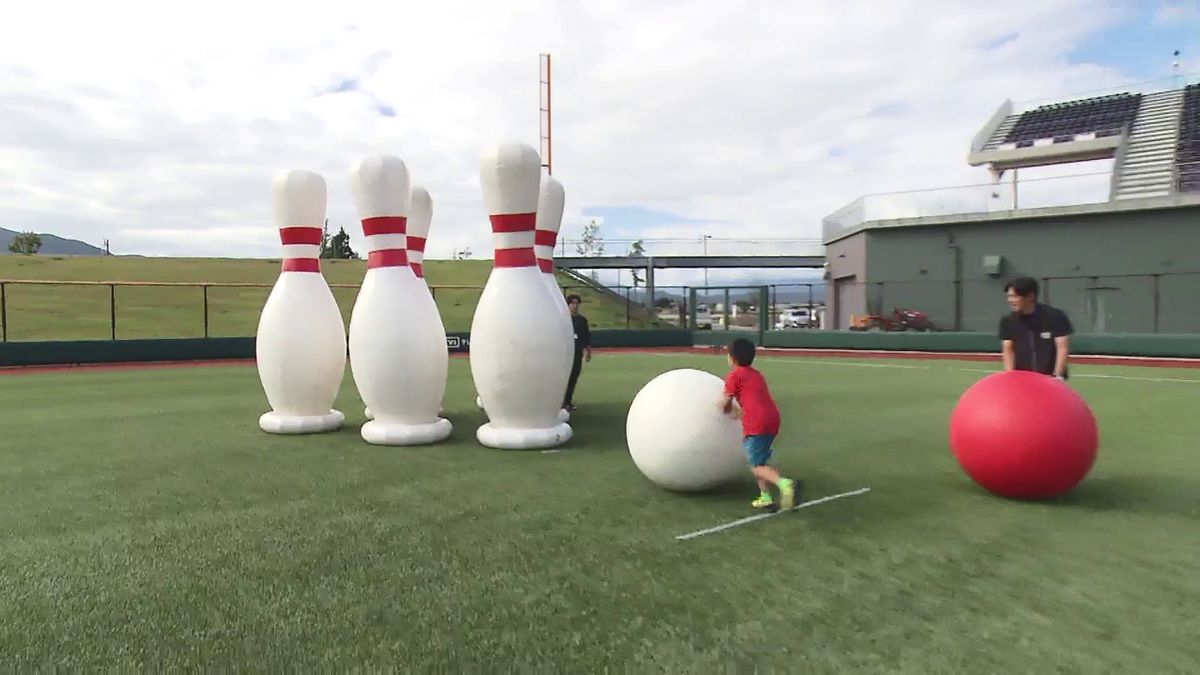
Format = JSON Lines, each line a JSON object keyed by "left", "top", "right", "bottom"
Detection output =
{"left": 949, "top": 370, "right": 1098, "bottom": 499}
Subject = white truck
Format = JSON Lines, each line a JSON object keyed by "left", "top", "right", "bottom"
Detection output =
{"left": 775, "top": 307, "right": 814, "bottom": 329}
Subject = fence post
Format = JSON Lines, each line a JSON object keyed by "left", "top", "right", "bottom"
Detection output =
{"left": 1, "top": 282, "right": 6, "bottom": 342}
{"left": 758, "top": 285, "right": 768, "bottom": 345}
{"left": 110, "top": 284, "right": 117, "bottom": 340}
{"left": 202, "top": 285, "right": 210, "bottom": 338}
{"left": 723, "top": 288, "right": 730, "bottom": 330}
{"left": 1152, "top": 274, "right": 1160, "bottom": 334}
{"left": 770, "top": 285, "right": 777, "bottom": 329}
{"left": 625, "top": 287, "right": 631, "bottom": 329}
{"left": 688, "top": 287, "right": 697, "bottom": 331}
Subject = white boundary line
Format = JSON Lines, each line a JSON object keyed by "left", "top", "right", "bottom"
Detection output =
{"left": 636, "top": 351, "right": 1200, "bottom": 383}
{"left": 675, "top": 486, "right": 871, "bottom": 541}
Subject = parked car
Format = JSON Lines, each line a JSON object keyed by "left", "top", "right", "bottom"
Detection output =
{"left": 775, "top": 307, "right": 814, "bottom": 329}
{"left": 694, "top": 304, "right": 714, "bottom": 329}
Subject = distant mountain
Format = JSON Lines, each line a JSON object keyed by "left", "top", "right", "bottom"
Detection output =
{"left": 0, "top": 227, "right": 108, "bottom": 256}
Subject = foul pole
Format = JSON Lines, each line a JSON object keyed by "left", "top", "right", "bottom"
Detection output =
{"left": 539, "top": 53, "right": 552, "bottom": 174}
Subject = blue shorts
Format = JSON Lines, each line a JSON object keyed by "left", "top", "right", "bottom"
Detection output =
{"left": 743, "top": 434, "right": 775, "bottom": 467}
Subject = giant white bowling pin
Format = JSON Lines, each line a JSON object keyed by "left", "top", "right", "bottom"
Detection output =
{"left": 470, "top": 143, "right": 573, "bottom": 449}
{"left": 534, "top": 175, "right": 573, "bottom": 424}
{"left": 256, "top": 169, "right": 347, "bottom": 434}
{"left": 348, "top": 155, "right": 452, "bottom": 445}
{"left": 407, "top": 184, "right": 451, "bottom": 418}
{"left": 362, "top": 184, "right": 448, "bottom": 422}
{"left": 407, "top": 187, "right": 432, "bottom": 288}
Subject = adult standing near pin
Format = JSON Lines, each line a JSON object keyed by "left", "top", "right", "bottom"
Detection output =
{"left": 998, "top": 276, "right": 1074, "bottom": 380}
{"left": 563, "top": 294, "right": 592, "bottom": 412}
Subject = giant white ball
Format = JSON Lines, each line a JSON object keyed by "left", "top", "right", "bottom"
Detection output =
{"left": 625, "top": 368, "right": 747, "bottom": 492}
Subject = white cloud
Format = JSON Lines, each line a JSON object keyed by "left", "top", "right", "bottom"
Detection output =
{"left": 1153, "top": 2, "right": 1197, "bottom": 25}
{"left": 0, "top": 0, "right": 1142, "bottom": 263}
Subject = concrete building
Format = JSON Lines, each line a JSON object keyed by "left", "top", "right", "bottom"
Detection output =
{"left": 822, "top": 82, "right": 1200, "bottom": 335}
{"left": 823, "top": 195, "right": 1200, "bottom": 334}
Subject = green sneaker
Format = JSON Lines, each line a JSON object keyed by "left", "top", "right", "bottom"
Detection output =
{"left": 778, "top": 479, "right": 796, "bottom": 510}
{"left": 751, "top": 492, "right": 774, "bottom": 509}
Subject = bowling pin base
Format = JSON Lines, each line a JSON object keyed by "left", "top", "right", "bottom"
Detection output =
{"left": 259, "top": 409, "right": 345, "bottom": 435}
{"left": 365, "top": 407, "right": 443, "bottom": 421}
{"left": 362, "top": 417, "right": 453, "bottom": 446}
{"left": 476, "top": 399, "right": 569, "bottom": 423}
{"left": 476, "top": 422, "right": 572, "bottom": 450}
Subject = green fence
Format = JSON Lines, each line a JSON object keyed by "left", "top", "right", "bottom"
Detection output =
{"left": 690, "top": 329, "right": 1200, "bottom": 359}
{"left": 0, "top": 279, "right": 675, "bottom": 342}
{"left": 0, "top": 330, "right": 695, "bottom": 368}
{"left": 4, "top": 329, "right": 1196, "bottom": 369}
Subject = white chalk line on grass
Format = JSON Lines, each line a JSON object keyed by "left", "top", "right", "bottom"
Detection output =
{"left": 633, "top": 351, "right": 932, "bottom": 369}
{"left": 639, "top": 351, "right": 1200, "bottom": 383}
{"left": 953, "top": 367, "right": 1200, "bottom": 383}
{"left": 1061, "top": 372, "right": 1200, "bottom": 384}
{"left": 675, "top": 486, "right": 871, "bottom": 541}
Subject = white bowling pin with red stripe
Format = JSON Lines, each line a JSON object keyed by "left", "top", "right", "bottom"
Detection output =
{"left": 348, "top": 155, "right": 451, "bottom": 445}
{"left": 407, "top": 184, "right": 450, "bottom": 418}
{"left": 256, "top": 169, "right": 347, "bottom": 434}
{"left": 470, "top": 142, "right": 573, "bottom": 449}
{"left": 407, "top": 186, "right": 432, "bottom": 287}
{"left": 534, "top": 175, "right": 573, "bottom": 423}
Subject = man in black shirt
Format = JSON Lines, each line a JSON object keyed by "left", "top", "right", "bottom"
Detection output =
{"left": 563, "top": 294, "right": 592, "bottom": 412}
{"left": 998, "top": 276, "right": 1073, "bottom": 379}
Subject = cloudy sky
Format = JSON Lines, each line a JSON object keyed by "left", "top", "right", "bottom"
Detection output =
{"left": 1, "top": 0, "right": 1196, "bottom": 277}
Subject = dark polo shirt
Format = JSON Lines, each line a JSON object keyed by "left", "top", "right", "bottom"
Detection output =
{"left": 998, "top": 303, "right": 1073, "bottom": 377}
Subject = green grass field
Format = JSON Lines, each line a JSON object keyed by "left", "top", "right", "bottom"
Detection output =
{"left": 0, "top": 255, "right": 659, "bottom": 340}
{"left": 2, "top": 351, "right": 1198, "bottom": 670}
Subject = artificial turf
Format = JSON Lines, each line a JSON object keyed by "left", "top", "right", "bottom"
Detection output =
{"left": 1, "top": 351, "right": 1197, "bottom": 670}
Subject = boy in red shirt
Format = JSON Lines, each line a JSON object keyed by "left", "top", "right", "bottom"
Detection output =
{"left": 719, "top": 338, "right": 801, "bottom": 511}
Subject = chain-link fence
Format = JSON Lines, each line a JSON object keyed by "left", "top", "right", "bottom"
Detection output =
{"left": 5, "top": 270, "right": 1196, "bottom": 341}
{"left": 0, "top": 279, "right": 679, "bottom": 342}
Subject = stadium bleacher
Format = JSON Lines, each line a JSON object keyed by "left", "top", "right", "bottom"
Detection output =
{"left": 1176, "top": 84, "right": 1200, "bottom": 193}
{"left": 1002, "top": 92, "right": 1142, "bottom": 147}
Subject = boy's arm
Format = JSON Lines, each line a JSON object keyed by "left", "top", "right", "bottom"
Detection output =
{"left": 718, "top": 392, "right": 733, "bottom": 412}
{"left": 719, "top": 372, "right": 738, "bottom": 413}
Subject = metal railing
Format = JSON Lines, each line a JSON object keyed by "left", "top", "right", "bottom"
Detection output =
{"left": 0, "top": 278, "right": 835, "bottom": 341}
{"left": 7, "top": 272, "right": 1195, "bottom": 340}
{"left": 822, "top": 169, "right": 1117, "bottom": 241}
{"left": 554, "top": 236, "right": 824, "bottom": 258}
{"left": 1173, "top": 159, "right": 1200, "bottom": 193}
{"left": 0, "top": 278, "right": 720, "bottom": 342}
{"left": 0, "top": 279, "right": 479, "bottom": 342}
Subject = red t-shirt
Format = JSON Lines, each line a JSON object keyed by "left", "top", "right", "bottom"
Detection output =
{"left": 724, "top": 366, "right": 781, "bottom": 436}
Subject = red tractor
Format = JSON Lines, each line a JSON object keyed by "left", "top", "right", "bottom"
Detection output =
{"left": 849, "top": 307, "right": 936, "bottom": 332}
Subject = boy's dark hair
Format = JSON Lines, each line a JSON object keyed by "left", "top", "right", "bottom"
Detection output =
{"left": 566, "top": 294, "right": 582, "bottom": 304}
{"left": 728, "top": 338, "right": 756, "bottom": 366}
{"left": 1004, "top": 276, "right": 1039, "bottom": 298}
